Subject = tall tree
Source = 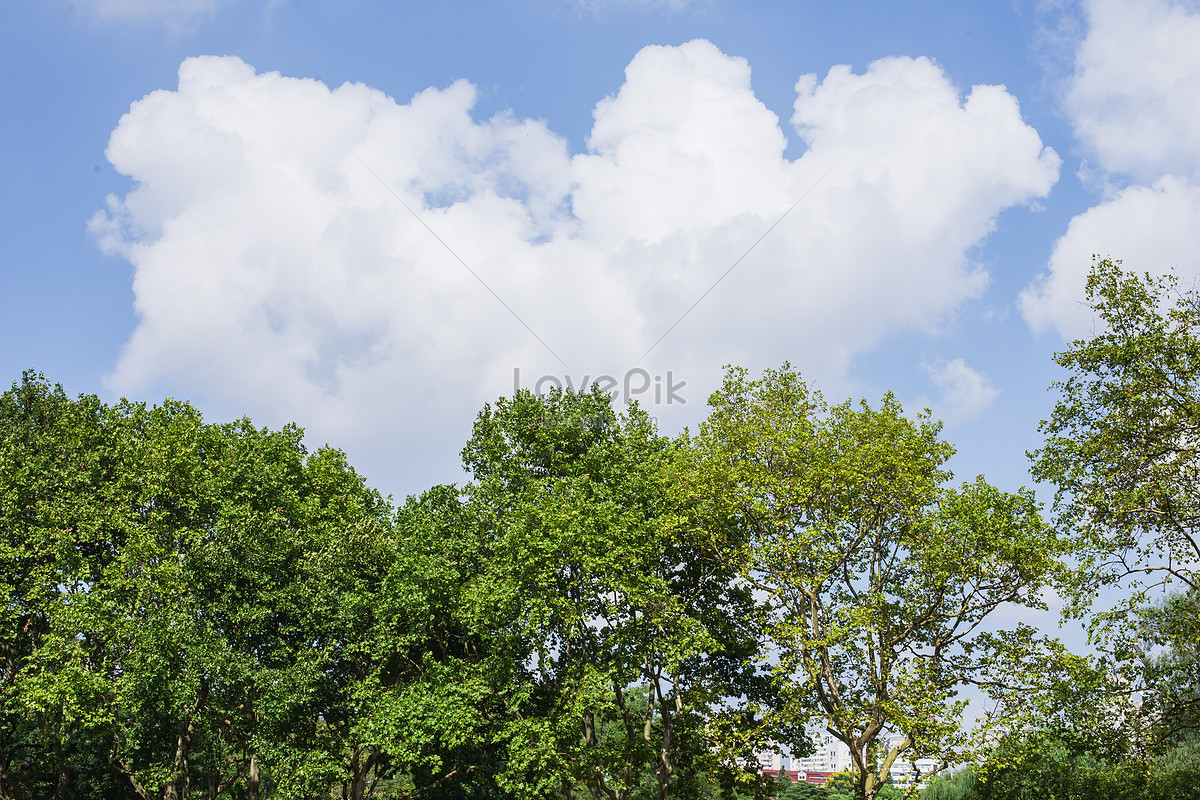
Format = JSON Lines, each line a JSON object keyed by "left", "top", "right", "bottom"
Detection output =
{"left": 0, "top": 373, "right": 393, "bottom": 799}
{"left": 1030, "top": 258, "right": 1200, "bottom": 749}
{"left": 686, "top": 366, "right": 1074, "bottom": 800}
{"left": 1032, "top": 257, "right": 1200, "bottom": 605}
{"left": 458, "top": 387, "right": 771, "bottom": 800}
{"left": 0, "top": 372, "right": 131, "bottom": 798}
{"left": 344, "top": 483, "right": 525, "bottom": 800}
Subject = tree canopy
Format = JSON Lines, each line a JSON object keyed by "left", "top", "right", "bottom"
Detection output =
{"left": 1031, "top": 258, "right": 1200, "bottom": 753}
{"left": 0, "top": 372, "right": 392, "bottom": 798}
{"left": 455, "top": 386, "right": 772, "bottom": 800}
{"left": 1032, "top": 257, "right": 1200, "bottom": 604}
{"left": 682, "top": 366, "right": 1073, "bottom": 800}
{"left": 13, "top": 302, "right": 1195, "bottom": 799}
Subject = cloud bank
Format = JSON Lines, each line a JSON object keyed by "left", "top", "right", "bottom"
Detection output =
{"left": 1022, "top": 0, "right": 1200, "bottom": 340}
{"left": 92, "top": 40, "right": 1058, "bottom": 491}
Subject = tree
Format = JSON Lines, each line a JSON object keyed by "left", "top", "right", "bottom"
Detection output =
{"left": 971, "top": 726, "right": 1133, "bottom": 800}
{"left": 456, "top": 386, "right": 772, "bottom": 800}
{"left": 1134, "top": 590, "right": 1200, "bottom": 742}
{"left": 969, "top": 724, "right": 1200, "bottom": 800}
{"left": 780, "top": 777, "right": 831, "bottom": 800}
{"left": 0, "top": 372, "right": 131, "bottom": 798}
{"left": 685, "top": 366, "right": 1074, "bottom": 800}
{"left": 917, "top": 768, "right": 974, "bottom": 800}
{"left": 1030, "top": 258, "right": 1200, "bottom": 752}
{"left": 0, "top": 372, "right": 394, "bottom": 799}
{"left": 345, "top": 483, "right": 526, "bottom": 800}
{"left": 1032, "top": 257, "right": 1200, "bottom": 606}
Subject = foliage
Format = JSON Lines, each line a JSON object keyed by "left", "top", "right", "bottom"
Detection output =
{"left": 777, "top": 776, "right": 829, "bottom": 799}
{"left": 918, "top": 768, "right": 975, "bottom": 800}
{"left": 1032, "top": 257, "right": 1200, "bottom": 608}
{"left": 348, "top": 483, "right": 522, "bottom": 800}
{"left": 19, "top": 331, "right": 1200, "bottom": 798}
{"left": 684, "top": 366, "right": 1074, "bottom": 800}
{"left": 0, "top": 372, "right": 391, "bottom": 799}
{"left": 0, "top": 372, "right": 116, "bottom": 797}
{"left": 824, "top": 772, "right": 859, "bottom": 795}
{"left": 1031, "top": 258, "right": 1200, "bottom": 751}
{"left": 455, "top": 386, "right": 773, "bottom": 800}
{"left": 1136, "top": 591, "right": 1200, "bottom": 741}
{"left": 972, "top": 726, "right": 1200, "bottom": 800}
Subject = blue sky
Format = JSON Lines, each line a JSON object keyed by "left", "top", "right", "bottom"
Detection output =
{"left": 3, "top": 0, "right": 1199, "bottom": 502}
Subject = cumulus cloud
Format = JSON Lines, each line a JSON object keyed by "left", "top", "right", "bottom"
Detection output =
{"left": 1021, "top": 177, "right": 1200, "bottom": 338}
{"left": 1023, "top": 0, "right": 1200, "bottom": 339}
{"left": 921, "top": 358, "right": 1000, "bottom": 425}
{"left": 1067, "top": 0, "right": 1200, "bottom": 183}
{"left": 92, "top": 41, "right": 1057, "bottom": 492}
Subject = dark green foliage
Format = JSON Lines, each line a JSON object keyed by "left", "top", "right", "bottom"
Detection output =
{"left": 0, "top": 372, "right": 391, "bottom": 799}
{"left": 455, "top": 386, "right": 772, "bottom": 800}
{"left": 972, "top": 726, "right": 1200, "bottom": 800}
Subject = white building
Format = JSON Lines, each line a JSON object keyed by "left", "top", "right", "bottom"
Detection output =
{"left": 793, "top": 731, "right": 852, "bottom": 773}
{"left": 792, "top": 730, "right": 942, "bottom": 786}
{"left": 753, "top": 746, "right": 785, "bottom": 772}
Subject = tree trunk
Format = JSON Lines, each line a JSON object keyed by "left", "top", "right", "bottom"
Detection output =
{"left": 0, "top": 756, "right": 16, "bottom": 800}
{"left": 113, "top": 761, "right": 154, "bottom": 800}
{"left": 247, "top": 754, "right": 260, "bottom": 800}
{"left": 53, "top": 735, "right": 69, "bottom": 800}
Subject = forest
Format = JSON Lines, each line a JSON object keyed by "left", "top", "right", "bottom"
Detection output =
{"left": 2, "top": 259, "right": 1197, "bottom": 800}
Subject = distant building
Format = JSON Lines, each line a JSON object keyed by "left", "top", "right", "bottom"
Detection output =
{"left": 755, "top": 731, "right": 943, "bottom": 789}
{"left": 793, "top": 731, "right": 853, "bottom": 773}
{"left": 789, "top": 731, "right": 943, "bottom": 787}
{"left": 753, "top": 746, "right": 785, "bottom": 772}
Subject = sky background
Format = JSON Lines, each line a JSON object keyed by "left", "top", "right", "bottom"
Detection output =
{"left": 3, "top": 0, "right": 1199, "bottom": 509}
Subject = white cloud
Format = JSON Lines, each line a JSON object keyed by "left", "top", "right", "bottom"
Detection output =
{"left": 1020, "top": 176, "right": 1200, "bottom": 339}
{"left": 92, "top": 42, "right": 1057, "bottom": 492}
{"left": 921, "top": 358, "right": 1000, "bottom": 425}
{"left": 75, "top": 0, "right": 234, "bottom": 30}
{"left": 1067, "top": 0, "right": 1200, "bottom": 183}
{"left": 1022, "top": 0, "right": 1200, "bottom": 339}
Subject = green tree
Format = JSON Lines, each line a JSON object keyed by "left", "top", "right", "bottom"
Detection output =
{"left": 971, "top": 726, "right": 1157, "bottom": 800}
{"left": 0, "top": 372, "right": 132, "bottom": 798}
{"left": 918, "top": 768, "right": 974, "bottom": 800}
{"left": 686, "top": 366, "right": 1075, "bottom": 800}
{"left": 780, "top": 777, "right": 830, "bottom": 800}
{"left": 824, "top": 772, "right": 858, "bottom": 796}
{"left": 345, "top": 483, "right": 525, "bottom": 800}
{"left": 1030, "top": 258, "right": 1200, "bottom": 750}
{"left": 0, "top": 373, "right": 393, "bottom": 799}
{"left": 1135, "top": 591, "right": 1200, "bottom": 742}
{"left": 456, "top": 387, "right": 771, "bottom": 800}
{"left": 1032, "top": 257, "right": 1200, "bottom": 605}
